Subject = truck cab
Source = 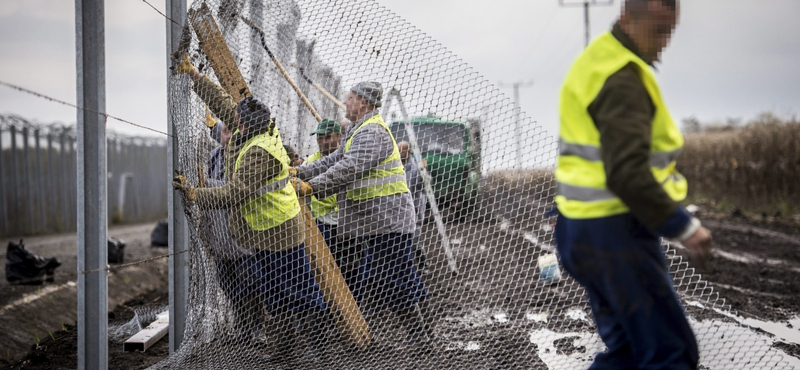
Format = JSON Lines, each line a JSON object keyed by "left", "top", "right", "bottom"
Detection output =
{"left": 390, "top": 114, "right": 482, "bottom": 217}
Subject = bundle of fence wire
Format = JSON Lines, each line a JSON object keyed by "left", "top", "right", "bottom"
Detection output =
{"left": 158, "top": 0, "right": 793, "bottom": 369}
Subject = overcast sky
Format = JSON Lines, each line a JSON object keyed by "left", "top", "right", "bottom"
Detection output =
{"left": 0, "top": 0, "right": 798, "bottom": 139}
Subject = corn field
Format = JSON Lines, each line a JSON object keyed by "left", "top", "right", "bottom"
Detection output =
{"left": 679, "top": 114, "right": 800, "bottom": 214}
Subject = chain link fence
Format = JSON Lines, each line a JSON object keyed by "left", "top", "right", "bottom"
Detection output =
{"left": 152, "top": 0, "right": 796, "bottom": 369}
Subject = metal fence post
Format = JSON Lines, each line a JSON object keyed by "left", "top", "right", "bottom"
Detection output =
{"left": 76, "top": 0, "right": 108, "bottom": 368}
{"left": 35, "top": 128, "right": 46, "bottom": 233}
{"left": 10, "top": 125, "right": 19, "bottom": 233}
{"left": 22, "top": 126, "right": 34, "bottom": 234}
{"left": 166, "top": 0, "right": 189, "bottom": 353}
{"left": 0, "top": 127, "right": 6, "bottom": 235}
{"left": 46, "top": 132, "right": 55, "bottom": 232}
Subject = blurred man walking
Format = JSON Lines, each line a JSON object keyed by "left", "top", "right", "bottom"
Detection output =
{"left": 554, "top": 0, "right": 712, "bottom": 368}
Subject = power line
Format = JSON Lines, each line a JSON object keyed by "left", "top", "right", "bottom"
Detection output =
{"left": 0, "top": 80, "right": 174, "bottom": 138}
{"left": 559, "top": 0, "right": 615, "bottom": 47}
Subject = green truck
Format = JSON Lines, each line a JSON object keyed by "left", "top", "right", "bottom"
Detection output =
{"left": 389, "top": 114, "right": 482, "bottom": 218}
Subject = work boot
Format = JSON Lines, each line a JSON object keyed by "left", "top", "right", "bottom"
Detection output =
{"left": 398, "top": 303, "right": 431, "bottom": 347}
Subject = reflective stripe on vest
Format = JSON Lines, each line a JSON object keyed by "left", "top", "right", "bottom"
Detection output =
{"left": 343, "top": 114, "right": 409, "bottom": 201}
{"left": 306, "top": 151, "right": 338, "bottom": 218}
{"left": 555, "top": 31, "right": 687, "bottom": 219}
{"left": 233, "top": 128, "right": 300, "bottom": 231}
{"left": 559, "top": 139, "right": 682, "bottom": 169}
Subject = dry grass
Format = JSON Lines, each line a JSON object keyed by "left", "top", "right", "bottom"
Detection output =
{"left": 678, "top": 113, "right": 800, "bottom": 214}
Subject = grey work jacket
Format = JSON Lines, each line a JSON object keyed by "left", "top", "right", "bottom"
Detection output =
{"left": 297, "top": 110, "right": 416, "bottom": 239}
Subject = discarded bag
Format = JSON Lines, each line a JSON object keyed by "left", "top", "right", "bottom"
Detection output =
{"left": 108, "top": 237, "right": 126, "bottom": 264}
{"left": 151, "top": 219, "right": 168, "bottom": 247}
{"left": 5, "top": 240, "right": 61, "bottom": 285}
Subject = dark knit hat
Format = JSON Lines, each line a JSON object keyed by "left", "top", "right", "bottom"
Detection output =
{"left": 236, "top": 96, "right": 272, "bottom": 130}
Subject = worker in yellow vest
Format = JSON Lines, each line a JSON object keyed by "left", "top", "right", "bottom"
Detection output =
{"left": 172, "top": 61, "right": 329, "bottom": 360}
{"left": 294, "top": 81, "right": 430, "bottom": 346}
{"left": 306, "top": 118, "right": 359, "bottom": 289}
{"left": 554, "top": 1, "right": 712, "bottom": 368}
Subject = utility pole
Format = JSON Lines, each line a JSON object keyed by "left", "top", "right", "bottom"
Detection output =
{"left": 559, "top": 0, "right": 614, "bottom": 47}
{"left": 498, "top": 80, "right": 533, "bottom": 169}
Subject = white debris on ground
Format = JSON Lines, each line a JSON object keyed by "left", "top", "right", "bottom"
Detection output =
{"left": 564, "top": 308, "right": 588, "bottom": 321}
{"left": 525, "top": 311, "right": 549, "bottom": 323}
{"left": 528, "top": 329, "right": 604, "bottom": 370}
{"left": 444, "top": 308, "right": 511, "bottom": 328}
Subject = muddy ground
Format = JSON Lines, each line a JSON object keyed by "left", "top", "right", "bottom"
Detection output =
{"left": 0, "top": 223, "right": 168, "bottom": 368}
{"left": 2, "top": 204, "right": 799, "bottom": 369}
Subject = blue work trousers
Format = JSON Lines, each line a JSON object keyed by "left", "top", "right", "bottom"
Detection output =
{"left": 354, "top": 233, "right": 428, "bottom": 313}
{"left": 317, "top": 222, "right": 359, "bottom": 291}
{"left": 555, "top": 213, "right": 699, "bottom": 370}
{"left": 236, "top": 244, "right": 327, "bottom": 316}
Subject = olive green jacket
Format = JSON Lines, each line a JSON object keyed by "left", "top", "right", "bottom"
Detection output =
{"left": 589, "top": 23, "right": 681, "bottom": 231}
{"left": 192, "top": 75, "right": 302, "bottom": 252}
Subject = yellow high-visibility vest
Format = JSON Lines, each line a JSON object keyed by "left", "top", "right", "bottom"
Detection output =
{"left": 306, "top": 150, "right": 338, "bottom": 218}
{"left": 556, "top": 31, "right": 687, "bottom": 219}
{"left": 343, "top": 114, "right": 409, "bottom": 201}
{"left": 233, "top": 128, "right": 300, "bottom": 230}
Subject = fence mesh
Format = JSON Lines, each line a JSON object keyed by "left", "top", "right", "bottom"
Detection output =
{"left": 159, "top": 0, "right": 794, "bottom": 369}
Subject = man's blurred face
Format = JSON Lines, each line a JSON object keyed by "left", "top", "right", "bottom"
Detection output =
{"left": 345, "top": 92, "right": 370, "bottom": 122}
{"left": 316, "top": 132, "right": 341, "bottom": 156}
{"left": 622, "top": 1, "right": 679, "bottom": 63}
{"left": 220, "top": 123, "right": 233, "bottom": 149}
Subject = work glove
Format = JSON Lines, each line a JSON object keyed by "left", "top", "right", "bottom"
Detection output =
{"left": 290, "top": 178, "right": 313, "bottom": 196}
{"left": 172, "top": 54, "right": 195, "bottom": 75}
{"left": 172, "top": 170, "right": 197, "bottom": 204}
{"left": 288, "top": 167, "right": 298, "bottom": 177}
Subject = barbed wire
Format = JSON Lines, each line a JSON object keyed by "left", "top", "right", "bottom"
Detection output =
{"left": 1, "top": 248, "right": 191, "bottom": 289}
{"left": 0, "top": 80, "right": 174, "bottom": 138}
{"left": 140, "top": 0, "right": 181, "bottom": 26}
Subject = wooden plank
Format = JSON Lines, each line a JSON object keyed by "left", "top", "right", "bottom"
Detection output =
{"left": 299, "top": 197, "right": 372, "bottom": 347}
{"left": 189, "top": 2, "right": 251, "bottom": 101}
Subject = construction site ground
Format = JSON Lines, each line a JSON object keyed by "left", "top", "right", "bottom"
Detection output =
{"left": 2, "top": 205, "right": 799, "bottom": 369}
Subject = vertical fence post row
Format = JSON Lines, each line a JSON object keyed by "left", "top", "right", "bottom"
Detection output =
{"left": 166, "top": 0, "right": 189, "bottom": 353}
{"left": 75, "top": 0, "right": 108, "bottom": 368}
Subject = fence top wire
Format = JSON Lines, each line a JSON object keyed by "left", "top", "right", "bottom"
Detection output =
{"left": 0, "top": 80, "right": 174, "bottom": 138}
{"left": 0, "top": 248, "right": 191, "bottom": 291}
{"left": 0, "top": 114, "right": 168, "bottom": 146}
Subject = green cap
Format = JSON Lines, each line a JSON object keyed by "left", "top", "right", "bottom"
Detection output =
{"left": 310, "top": 118, "right": 341, "bottom": 135}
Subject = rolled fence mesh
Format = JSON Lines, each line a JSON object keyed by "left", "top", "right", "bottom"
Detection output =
{"left": 157, "top": 0, "right": 794, "bottom": 368}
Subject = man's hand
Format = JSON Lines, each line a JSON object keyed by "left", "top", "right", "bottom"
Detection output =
{"left": 288, "top": 167, "right": 298, "bottom": 177}
{"left": 682, "top": 226, "right": 713, "bottom": 267}
{"left": 172, "top": 54, "right": 201, "bottom": 81}
{"left": 173, "top": 54, "right": 194, "bottom": 74}
{"left": 172, "top": 170, "right": 197, "bottom": 204}
{"left": 290, "top": 178, "right": 313, "bottom": 196}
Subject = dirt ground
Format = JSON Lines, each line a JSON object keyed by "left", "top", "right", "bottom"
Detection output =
{"left": 2, "top": 203, "right": 799, "bottom": 369}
